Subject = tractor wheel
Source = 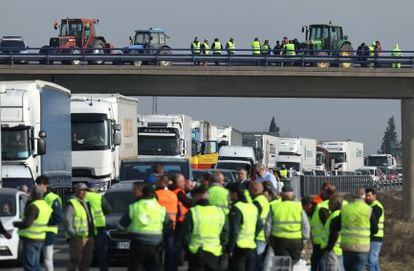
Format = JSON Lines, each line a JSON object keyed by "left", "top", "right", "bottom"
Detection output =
{"left": 89, "top": 39, "right": 105, "bottom": 65}
{"left": 315, "top": 51, "right": 330, "bottom": 68}
{"left": 62, "top": 48, "right": 81, "bottom": 65}
{"left": 129, "top": 50, "right": 142, "bottom": 67}
{"left": 339, "top": 44, "right": 353, "bottom": 68}
{"left": 158, "top": 49, "right": 172, "bottom": 66}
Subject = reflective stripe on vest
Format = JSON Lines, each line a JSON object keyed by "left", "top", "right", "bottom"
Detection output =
{"left": 128, "top": 198, "right": 166, "bottom": 235}
{"left": 192, "top": 42, "right": 201, "bottom": 54}
{"left": 227, "top": 41, "right": 236, "bottom": 54}
{"left": 340, "top": 200, "right": 371, "bottom": 252}
{"left": 68, "top": 198, "right": 89, "bottom": 237}
{"left": 44, "top": 192, "right": 62, "bottom": 234}
{"left": 155, "top": 189, "right": 178, "bottom": 229}
{"left": 86, "top": 192, "right": 106, "bottom": 228}
{"left": 370, "top": 200, "right": 384, "bottom": 238}
{"left": 320, "top": 209, "right": 342, "bottom": 256}
{"left": 261, "top": 44, "right": 270, "bottom": 54}
{"left": 253, "top": 195, "right": 270, "bottom": 241}
{"left": 251, "top": 41, "right": 261, "bottom": 55}
{"left": 208, "top": 185, "right": 229, "bottom": 214}
{"left": 271, "top": 200, "right": 302, "bottom": 239}
{"left": 173, "top": 188, "right": 189, "bottom": 222}
{"left": 234, "top": 201, "right": 258, "bottom": 249}
{"left": 310, "top": 200, "right": 329, "bottom": 245}
{"left": 189, "top": 205, "right": 225, "bottom": 256}
{"left": 18, "top": 200, "right": 52, "bottom": 240}
{"left": 213, "top": 42, "right": 222, "bottom": 54}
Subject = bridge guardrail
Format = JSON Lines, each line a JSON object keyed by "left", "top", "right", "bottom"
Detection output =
{"left": 0, "top": 47, "right": 413, "bottom": 68}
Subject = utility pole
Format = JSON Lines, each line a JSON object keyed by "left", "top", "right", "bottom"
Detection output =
{"left": 152, "top": 96, "right": 158, "bottom": 114}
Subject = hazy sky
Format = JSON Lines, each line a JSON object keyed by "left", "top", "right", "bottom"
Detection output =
{"left": 0, "top": 0, "right": 407, "bottom": 154}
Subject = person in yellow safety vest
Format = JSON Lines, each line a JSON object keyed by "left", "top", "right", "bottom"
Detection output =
{"left": 279, "top": 164, "right": 288, "bottom": 182}
{"left": 211, "top": 38, "right": 223, "bottom": 66}
{"left": 365, "top": 187, "right": 384, "bottom": 271}
{"left": 269, "top": 185, "right": 310, "bottom": 265}
{"left": 191, "top": 36, "right": 201, "bottom": 66}
{"left": 36, "top": 176, "right": 63, "bottom": 271}
{"left": 178, "top": 186, "right": 229, "bottom": 270}
{"left": 201, "top": 38, "right": 210, "bottom": 66}
{"left": 341, "top": 188, "right": 379, "bottom": 271}
{"left": 208, "top": 171, "right": 230, "bottom": 214}
{"left": 13, "top": 186, "right": 53, "bottom": 271}
{"left": 86, "top": 183, "right": 112, "bottom": 271}
{"left": 302, "top": 194, "right": 331, "bottom": 271}
{"left": 118, "top": 181, "right": 171, "bottom": 271}
{"left": 392, "top": 43, "right": 402, "bottom": 68}
{"left": 249, "top": 181, "right": 270, "bottom": 271}
{"left": 320, "top": 195, "right": 345, "bottom": 271}
{"left": 226, "top": 37, "right": 236, "bottom": 55}
{"left": 64, "top": 183, "right": 95, "bottom": 271}
{"left": 261, "top": 39, "right": 271, "bottom": 55}
{"left": 368, "top": 42, "right": 376, "bottom": 68}
{"left": 251, "top": 37, "right": 261, "bottom": 55}
{"left": 227, "top": 182, "right": 262, "bottom": 271}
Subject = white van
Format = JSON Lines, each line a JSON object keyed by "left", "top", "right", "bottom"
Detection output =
{"left": 215, "top": 146, "right": 256, "bottom": 172}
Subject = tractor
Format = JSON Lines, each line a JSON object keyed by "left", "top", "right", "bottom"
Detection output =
{"left": 299, "top": 23, "right": 353, "bottom": 68}
{"left": 40, "top": 18, "right": 113, "bottom": 65}
{"left": 121, "top": 28, "right": 171, "bottom": 66}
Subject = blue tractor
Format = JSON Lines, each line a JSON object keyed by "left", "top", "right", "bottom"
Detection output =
{"left": 122, "top": 28, "right": 171, "bottom": 66}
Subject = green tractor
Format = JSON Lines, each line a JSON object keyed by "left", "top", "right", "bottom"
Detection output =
{"left": 300, "top": 23, "right": 353, "bottom": 68}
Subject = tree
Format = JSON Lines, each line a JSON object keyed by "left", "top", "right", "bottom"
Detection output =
{"left": 380, "top": 116, "right": 400, "bottom": 157}
{"left": 268, "top": 116, "right": 280, "bottom": 136}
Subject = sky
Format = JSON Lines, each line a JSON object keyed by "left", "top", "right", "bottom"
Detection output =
{"left": 0, "top": 0, "right": 408, "bottom": 154}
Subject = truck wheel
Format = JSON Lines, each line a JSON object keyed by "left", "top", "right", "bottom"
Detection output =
{"left": 339, "top": 44, "right": 353, "bottom": 68}
{"left": 316, "top": 51, "right": 330, "bottom": 68}
{"left": 62, "top": 48, "right": 81, "bottom": 65}
{"left": 128, "top": 50, "right": 142, "bottom": 67}
{"left": 158, "top": 49, "right": 172, "bottom": 66}
{"left": 89, "top": 39, "right": 105, "bottom": 65}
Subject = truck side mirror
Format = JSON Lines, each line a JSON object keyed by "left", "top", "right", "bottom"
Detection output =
{"left": 113, "top": 130, "right": 122, "bottom": 146}
{"left": 37, "top": 138, "right": 46, "bottom": 155}
{"left": 38, "top": 130, "right": 47, "bottom": 139}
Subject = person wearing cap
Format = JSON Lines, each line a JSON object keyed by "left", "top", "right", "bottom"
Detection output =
{"left": 64, "top": 183, "right": 95, "bottom": 271}
{"left": 14, "top": 186, "right": 53, "bottom": 271}
{"left": 268, "top": 185, "right": 310, "bottom": 265}
{"left": 85, "top": 183, "right": 112, "bottom": 271}
{"left": 35, "top": 176, "right": 63, "bottom": 271}
{"left": 227, "top": 182, "right": 262, "bottom": 271}
{"left": 118, "top": 182, "right": 171, "bottom": 271}
{"left": 177, "top": 186, "right": 229, "bottom": 270}
{"left": 248, "top": 181, "right": 270, "bottom": 271}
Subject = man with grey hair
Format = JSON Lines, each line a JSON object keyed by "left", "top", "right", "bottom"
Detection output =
{"left": 341, "top": 188, "right": 379, "bottom": 271}
{"left": 255, "top": 163, "right": 281, "bottom": 193}
{"left": 208, "top": 171, "right": 230, "bottom": 214}
{"left": 14, "top": 186, "right": 53, "bottom": 271}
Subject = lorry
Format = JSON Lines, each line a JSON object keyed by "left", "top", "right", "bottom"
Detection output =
{"left": 276, "top": 137, "right": 317, "bottom": 174}
{"left": 216, "top": 126, "right": 243, "bottom": 147}
{"left": 215, "top": 146, "right": 256, "bottom": 172}
{"left": 191, "top": 120, "right": 219, "bottom": 169}
{"left": 137, "top": 114, "right": 192, "bottom": 160}
{"left": 71, "top": 94, "right": 138, "bottom": 191}
{"left": 366, "top": 153, "right": 397, "bottom": 171}
{"left": 0, "top": 80, "right": 72, "bottom": 190}
{"left": 320, "top": 140, "right": 364, "bottom": 172}
{"left": 242, "top": 133, "right": 279, "bottom": 169}
{"left": 40, "top": 18, "right": 113, "bottom": 65}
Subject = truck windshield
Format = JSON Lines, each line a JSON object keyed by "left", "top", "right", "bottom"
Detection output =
{"left": 138, "top": 127, "right": 180, "bottom": 155}
{"left": 60, "top": 22, "right": 83, "bottom": 37}
{"left": 72, "top": 117, "right": 110, "bottom": 151}
{"left": 316, "top": 152, "right": 325, "bottom": 166}
{"left": 1, "top": 128, "right": 31, "bottom": 160}
{"left": 367, "top": 156, "right": 388, "bottom": 167}
{"left": 134, "top": 33, "right": 150, "bottom": 44}
{"left": 329, "top": 152, "right": 346, "bottom": 163}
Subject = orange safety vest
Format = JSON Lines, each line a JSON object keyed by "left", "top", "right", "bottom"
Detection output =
{"left": 155, "top": 189, "right": 178, "bottom": 229}
{"left": 173, "top": 188, "right": 189, "bottom": 222}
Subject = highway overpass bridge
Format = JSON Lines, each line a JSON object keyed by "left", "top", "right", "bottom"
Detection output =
{"left": 1, "top": 65, "right": 414, "bottom": 218}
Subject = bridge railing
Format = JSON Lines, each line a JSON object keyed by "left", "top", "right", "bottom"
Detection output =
{"left": 0, "top": 47, "right": 413, "bottom": 67}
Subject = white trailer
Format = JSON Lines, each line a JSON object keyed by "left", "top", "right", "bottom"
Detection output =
{"left": 138, "top": 114, "right": 192, "bottom": 160}
{"left": 276, "top": 137, "right": 317, "bottom": 173}
{"left": 242, "top": 133, "right": 279, "bottom": 169}
{"left": 71, "top": 94, "right": 138, "bottom": 191}
{"left": 217, "top": 126, "right": 242, "bottom": 147}
{"left": 321, "top": 140, "right": 364, "bottom": 172}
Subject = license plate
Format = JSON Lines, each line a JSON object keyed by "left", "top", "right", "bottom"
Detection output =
{"left": 116, "top": 241, "right": 130, "bottom": 249}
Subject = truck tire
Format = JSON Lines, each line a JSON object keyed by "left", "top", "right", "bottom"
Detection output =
{"left": 129, "top": 50, "right": 142, "bottom": 67}
{"left": 89, "top": 39, "right": 105, "bottom": 65}
{"left": 158, "top": 49, "right": 172, "bottom": 66}
{"left": 62, "top": 48, "right": 81, "bottom": 65}
{"left": 339, "top": 44, "right": 353, "bottom": 68}
{"left": 315, "top": 51, "right": 330, "bottom": 68}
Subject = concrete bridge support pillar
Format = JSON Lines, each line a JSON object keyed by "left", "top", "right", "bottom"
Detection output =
{"left": 402, "top": 98, "right": 414, "bottom": 220}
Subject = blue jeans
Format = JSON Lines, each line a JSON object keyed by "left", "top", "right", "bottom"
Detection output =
{"left": 95, "top": 228, "right": 108, "bottom": 271}
{"left": 22, "top": 240, "right": 43, "bottom": 271}
{"left": 343, "top": 251, "right": 368, "bottom": 271}
{"left": 252, "top": 241, "right": 267, "bottom": 271}
{"left": 367, "top": 241, "right": 382, "bottom": 271}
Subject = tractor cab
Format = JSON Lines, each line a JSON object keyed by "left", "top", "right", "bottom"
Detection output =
{"left": 130, "top": 28, "right": 169, "bottom": 50}
{"left": 303, "top": 24, "right": 348, "bottom": 50}
{"left": 50, "top": 18, "right": 98, "bottom": 49}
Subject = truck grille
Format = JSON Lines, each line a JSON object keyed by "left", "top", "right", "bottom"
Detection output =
{"left": 72, "top": 168, "right": 95, "bottom": 178}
